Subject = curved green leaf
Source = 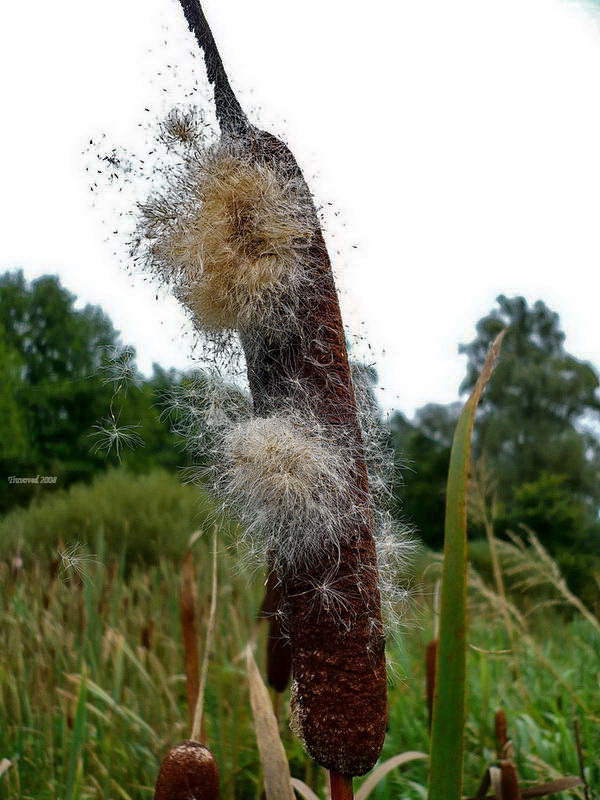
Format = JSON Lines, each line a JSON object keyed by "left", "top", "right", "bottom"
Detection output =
{"left": 428, "top": 332, "right": 505, "bottom": 800}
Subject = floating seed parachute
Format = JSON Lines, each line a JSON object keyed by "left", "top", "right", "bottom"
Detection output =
{"left": 130, "top": 0, "right": 414, "bottom": 778}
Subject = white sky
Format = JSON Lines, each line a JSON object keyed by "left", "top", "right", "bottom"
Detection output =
{"left": 1, "top": 0, "right": 600, "bottom": 416}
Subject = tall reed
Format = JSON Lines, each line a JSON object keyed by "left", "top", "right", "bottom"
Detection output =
{"left": 428, "top": 333, "right": 505, "bottom": 800}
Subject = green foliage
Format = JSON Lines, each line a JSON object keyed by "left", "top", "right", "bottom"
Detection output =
{"left": 460, "top": 295, "right": 600, "bottom": 513}
{"left": 0, "top": 323, "right": 27, "bottom": 462}
{"left": 427, "top": 334, "right": 501, "bottom": 800}
{"left": 0, "top": 468, "right": 233, "bottom": 565}
{"left": 0, "top": 271, "right": 191, "bottom": 513}
{"left": 1, "top": 537, "right": 597, "bottom": 800}
{"left": 504, "top": 473, "right": 587, "bottom": 547}
{"left": 391, "top": 404, "right": 460, "bottom": 549}
{"left": 393, "top": 295, "right": 600, "bottom": 567}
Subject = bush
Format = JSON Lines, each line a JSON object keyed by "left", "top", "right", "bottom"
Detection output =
{"left": 0, "top": 468, "right": 234, "bottom": 565}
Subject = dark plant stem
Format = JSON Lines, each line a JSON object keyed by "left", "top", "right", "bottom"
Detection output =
{"left": 329, "top": 772, "right": 353, "bottom": 800}
{"left": 494, "top": 708, "right": 508, "bottom": 758}
{"left": 499, "top": 761, "right": 522, "bottom": 800}
{"left": 177, "top": 0, "right": 248, "bottom": 133}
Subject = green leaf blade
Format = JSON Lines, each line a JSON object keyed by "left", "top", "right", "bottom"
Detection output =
{"left": 428, "top": 332, "right": 505, "bottom": 800}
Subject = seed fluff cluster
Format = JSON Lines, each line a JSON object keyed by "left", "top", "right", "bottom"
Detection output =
{"left": 136, "top": 110, "right": 314, "bottom": 338}
{"left": 131, "top": 106, "right": 415, "bottom": 634}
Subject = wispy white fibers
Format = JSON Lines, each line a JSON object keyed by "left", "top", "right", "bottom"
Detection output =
{"left": 129, "top": 104, "right": 416, "bottom": 632}
{"left": 218, "top": 412, "right": 364, "bottom": 572}
{"left": 136, "top": 134, "right": 316, "bottom": 335}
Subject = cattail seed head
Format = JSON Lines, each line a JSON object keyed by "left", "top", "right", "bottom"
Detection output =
{"left": 154, "top": 741, "right": 219, "bottom": 800}
{"left": 219, "top": 413, "right": 361, "bottom": 571}
{"left": 131, "top": 0, "right": 417, "bottom": 776}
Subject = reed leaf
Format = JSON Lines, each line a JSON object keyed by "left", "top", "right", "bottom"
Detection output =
{"left": 245, "top": 644, "right": 295, "bottom": 800}
{"left": 291, "top": 778, "right": 321, "bottom": 800}
{"left": 64, "top": 669, "right": 87, "bottom": 800}
{"left": 356, "top": 752, "right": 428, "bottom": 800}
{"left": 428, "top": 332, "right": 505, "bottom": 800}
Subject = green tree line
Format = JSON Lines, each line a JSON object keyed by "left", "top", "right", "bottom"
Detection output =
{"left": 2, "top": 272, "right": 599, "bottom": 589}
{"left": 0, "top": 271, "right": 189, "bottom": 512}
{"left": 391, "top": 295, "right": 600, "bottom": 594}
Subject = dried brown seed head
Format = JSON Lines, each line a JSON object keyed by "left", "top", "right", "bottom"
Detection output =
{"left": 154, "top": 741, "right": 219, "bottom": 800}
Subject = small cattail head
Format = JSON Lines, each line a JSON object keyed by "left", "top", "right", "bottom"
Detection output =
{"left": 154, "top": 741, "right": 219, "bottom": 800}
{"left": 260, "top": 572, "right": 292, "bottom": 693}
{"left": 266, "top": 610, "right": 292, "bottom": 693}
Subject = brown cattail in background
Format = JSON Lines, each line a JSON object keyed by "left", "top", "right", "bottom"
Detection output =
{"left": 495, "top": 708, "right": 508, "bottom": 758}
{"left": 494, "top": 709, "right": 522, "bottom": 800}
{"left": 181, "top": 550, "right": 201, "bottom": 729}
{"left": 154, "top": 741, "right": 219, "bottom": 800}
{"left": 154, "top": 537, "right": 220, "bottom": 799}
{"left": 141, "top": 619, "right": 155, "bottom": 651}
{"left": 499, "top": 761, "right": 522, "bottom": 800}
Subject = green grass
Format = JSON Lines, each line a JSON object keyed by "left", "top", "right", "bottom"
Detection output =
{"left": 0, "top": 548, "right": 597, "bottom": 798}
{"left": 0, "top": 470, "right": 598, "bottom": 799}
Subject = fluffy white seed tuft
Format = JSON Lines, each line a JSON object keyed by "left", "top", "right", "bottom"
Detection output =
{"left": 218, "top": 413, "right": 361, "bottom": 572}
{"left": 137, "top": 139, "right": 317, "bottom": 334}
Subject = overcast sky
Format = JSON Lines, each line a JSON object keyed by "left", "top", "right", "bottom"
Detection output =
{"left": 1, "top": 0, "right": 600, "bottom": 416}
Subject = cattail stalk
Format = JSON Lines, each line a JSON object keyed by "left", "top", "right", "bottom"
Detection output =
{"left": 154, "top": 534, "right": 220, "bottom": 800}
{"left": 330, "top": 772, "right": 354, "bottom": 800}
{"left": 181, "top": 550, "right": 201, "bottom": 730}
{"left": 174, "top": 0, "right": 387, "bottom": 778}
{"left": 192, "top": 532, "right": 218, "bottom": 743}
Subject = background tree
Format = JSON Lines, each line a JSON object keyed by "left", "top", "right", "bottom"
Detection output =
{"left": 0, "top": 271, "right": 188, "bottom": 512}
{"left": 0, "top": 322, "right": 28, "bottom": 463}
{"left": 393, "top": 295, "right": 600, "bottom": 561}
{"left": 391, "top": 403, "right": 460, "bottom": 548}
{"left": 460, "top": 295, "right": 600, "bottom": 551}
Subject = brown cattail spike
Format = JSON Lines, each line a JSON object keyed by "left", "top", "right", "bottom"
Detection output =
{"left": 495, "top": 708, "right": 508, "bottom": 758}
{"left": 165, "top": 0, "right": 390, "bottom": 778}
{"left": 154, "top": 741, "right": 219, "bottom": 800}
{"left": 242, "top": 131, "right": 387, "bottom": 775}
{"left": 181, "top": 551, "right": 200, "bottom": 729}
